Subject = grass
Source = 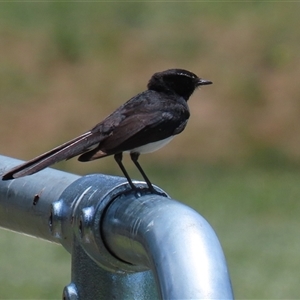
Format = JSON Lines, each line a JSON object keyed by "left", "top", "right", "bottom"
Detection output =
{"left": 1, "top": 163, "right": 300, "bottom": 298}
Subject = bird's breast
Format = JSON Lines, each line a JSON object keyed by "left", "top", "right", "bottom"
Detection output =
{"left": 125, "top": 136, "right": 174, "bottom": 154}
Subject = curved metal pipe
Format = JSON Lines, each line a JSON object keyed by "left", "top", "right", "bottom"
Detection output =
{"left": 102, "top": 194, "right": 234, "bottom": 299}
{"left": 0, "top": 155, "right": 233, "bottom": 299}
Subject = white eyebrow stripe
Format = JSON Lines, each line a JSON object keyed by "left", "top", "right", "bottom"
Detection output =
{"left": 177, "top": 72, "right": 196, "bottom": 78}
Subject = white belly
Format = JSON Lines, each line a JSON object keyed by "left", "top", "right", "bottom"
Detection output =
{"left": 126, "top": 136, "right": 174, "bottom": 154}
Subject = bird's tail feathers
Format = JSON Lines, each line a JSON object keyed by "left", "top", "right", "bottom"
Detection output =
{"left": 2, "top": 131, "right": 99, "bottom": 180}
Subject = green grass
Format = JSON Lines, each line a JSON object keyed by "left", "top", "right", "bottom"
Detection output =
{"left": 1, "top": 164, "right": 300, "bottom": 298}
{"left": 0, "top": 231, "right": 70, "bottom": 299}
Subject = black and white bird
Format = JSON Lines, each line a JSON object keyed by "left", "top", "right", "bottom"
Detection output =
{"left": 2, "top": 69, "right": 212, "bottom": 191}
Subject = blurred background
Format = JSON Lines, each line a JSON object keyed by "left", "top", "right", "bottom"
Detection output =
{"left": 0, "top": 2, "right": 300, "bottom": 298}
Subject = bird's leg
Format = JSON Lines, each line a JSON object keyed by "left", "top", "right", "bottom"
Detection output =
{"left": 114, "top": 153, "right": 136, "bottom": 190}
{"left": 130, "top": 152, "right": 155, "bottom": 192}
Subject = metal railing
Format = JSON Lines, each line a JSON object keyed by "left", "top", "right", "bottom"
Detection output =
{"left": 0, "top": 155, "right": 234, "bottom": 299}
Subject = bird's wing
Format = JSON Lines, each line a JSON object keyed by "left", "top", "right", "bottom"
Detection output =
{"left": 79, "top": 108, "right": 187, "bottom": 161}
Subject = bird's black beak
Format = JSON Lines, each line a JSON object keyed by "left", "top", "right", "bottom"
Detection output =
{"left": 197, "top": 78, "right": 213, "bottom": 86}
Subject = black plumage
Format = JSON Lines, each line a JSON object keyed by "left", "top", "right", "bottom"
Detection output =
{"left": 2, "top": 69, "right": 212, "bottom": 191}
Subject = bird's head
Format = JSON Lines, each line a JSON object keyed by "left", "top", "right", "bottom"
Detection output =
{"left": 147, "top": 69, "right": 212, "bottom": 100}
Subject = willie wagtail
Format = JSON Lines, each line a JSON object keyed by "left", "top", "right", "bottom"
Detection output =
{"left": 2, "top": 69, "right": 212, "bottom": 191}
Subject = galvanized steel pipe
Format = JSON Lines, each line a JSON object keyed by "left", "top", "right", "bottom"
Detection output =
{"left": 0, "top": 155, "right": 234, "bottom": 299}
